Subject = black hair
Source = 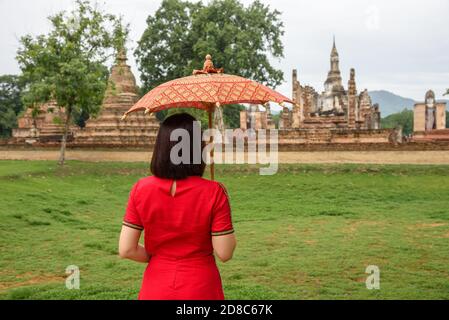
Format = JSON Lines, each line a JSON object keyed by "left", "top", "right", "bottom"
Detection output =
{"left": 151, "top": 113, "right": 206, "bottom": 179}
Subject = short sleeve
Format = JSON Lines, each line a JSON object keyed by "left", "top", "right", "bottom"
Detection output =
{"left": 123, "top": 181, "right": 144, "bottom": 231}
{"left": 211, "top": 183, "right": 234, "bottom": 236}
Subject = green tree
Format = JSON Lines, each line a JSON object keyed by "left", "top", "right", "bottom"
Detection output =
{"left": 445, "top": 89, "right": 449, "bottom": 128}
{"left": 381, "top": 109, "right": 414, "bottom": 136}
{"left": 136, "top": 0, "right": 201, "bottom": 92}
{"left": 0, "top": 75, "right": 24, "bottom": 137}
{"left": 222, "top": 104, "right": 245, "bottom": 129}
{"left": 135, "top": 0, "right": 284, "bottom": 127}
{"left": 16, "top": 0, "right": 128, "bottom": 165}
{"left": 271, "top": 112, "right": 280, "bottom": 129}
{"left": 446, "top": 111, "right": 449, "bottom": 128}
{"left": 165, "top": 104, "right": 244, "bottom": 129}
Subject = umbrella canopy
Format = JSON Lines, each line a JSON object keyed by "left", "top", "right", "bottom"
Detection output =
{"left": 122, "top": 55, "right": 296, "bottom": 180}
{"left": 122, "top": 72, "right": 294, "bottom": 116}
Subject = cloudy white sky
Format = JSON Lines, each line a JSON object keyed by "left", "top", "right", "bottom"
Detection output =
{"left": 0, "top": 0, "right": 448, "bottom": 103}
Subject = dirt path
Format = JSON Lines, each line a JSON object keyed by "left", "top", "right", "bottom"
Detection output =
{"left": 278, "top": 150, "right": 449, "bottom": 164}
{"left": 1, "top": 149, "right": 449, "bottom": 164}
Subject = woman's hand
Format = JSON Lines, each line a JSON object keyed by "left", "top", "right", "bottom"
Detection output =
{"left": 119, "top": 225, "right": 151, "bottom": 263}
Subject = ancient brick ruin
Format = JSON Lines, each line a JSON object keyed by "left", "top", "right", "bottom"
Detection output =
{"left": 73, "top": 50, "right": 159, "bottom": 147}
{"left": 12, "top": 101, "right": 70, "bottom": 145}
{"left": 240, "top": 39, "right": 398, "bottom": 145}
{"left": 11, "top": 50, "right": 159, "bottom": 147}
{"left": 412, "top": 90, "right": 448, "bottom": 142}
{"left": 9, "top": 42, "right": 448, "bottom": 151}
{"left": 240, "top": 104, "right": 275, "bottom": 130}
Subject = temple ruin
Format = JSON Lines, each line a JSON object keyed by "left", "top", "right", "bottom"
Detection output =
{"left": 73, "top": 50, "right": 159, "bottom": 147}
{"left": 412, "top": 90, "right": 448, "bottom": 142}
{"left": 240, "top": 39, "right": 397, "bottom": 145}
{"left": 12, "top": 50, "right": 160, "bottom": 147}
{"left": 10, "top": 41, "right": 406, "bottom": 150}
{"left": 12, "top": 101, "right": 72, "bottom": 145}
{"left": 240, "top": 104, "right": 275, "bottom": 130}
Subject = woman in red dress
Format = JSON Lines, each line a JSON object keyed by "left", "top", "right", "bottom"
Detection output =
{"left": 118, "top": 113, "right": 236, "bottom": 300}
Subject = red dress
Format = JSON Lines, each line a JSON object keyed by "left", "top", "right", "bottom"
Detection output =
{"left": 123, "top": 175, "right": 234, "bottom": 300}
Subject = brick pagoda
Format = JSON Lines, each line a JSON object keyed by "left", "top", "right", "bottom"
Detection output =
{"left": 73, "top": 50, "right": 159, "bottom": 147}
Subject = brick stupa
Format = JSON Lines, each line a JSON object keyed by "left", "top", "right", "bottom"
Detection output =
{"left": 12, "top": 101, "right": 71, "bottom": 145}
{"left": 74, "top": 50, "right": 159, "bottom": 147}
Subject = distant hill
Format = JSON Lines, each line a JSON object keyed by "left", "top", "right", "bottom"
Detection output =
{"left": 369, "top": 90, "right": 449, "bottom": 116}
{"left": 369, "top": 90, "right": 416, "bottom": 116}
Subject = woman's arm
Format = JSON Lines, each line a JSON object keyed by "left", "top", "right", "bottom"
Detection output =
{"left": 212, "top": 233, "right": 237, "bottom": 263}
{"left": 118, "top": 225, "right": 150, "bottom": 263}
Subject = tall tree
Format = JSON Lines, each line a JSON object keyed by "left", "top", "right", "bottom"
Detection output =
{"left": 188, "top": 0, "right": 284, "bottom": 88}
{"left": 0, "top": 75, "right": 24, "bottom": 137}
{"left": 446, "top": 111, "right": 449, "bottom": 128}
{"left": 16, "top": 0, "right": 128, "bottom": 165}
{"left": 135, "top": 0, "right": 284, "bottom": 126}
{"left": 135, "top": 0, "right": 201, "bottom": 93}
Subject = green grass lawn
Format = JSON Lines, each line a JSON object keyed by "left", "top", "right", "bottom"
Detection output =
{"left": 1, "top": 160, "right": 449, "bottom": 300}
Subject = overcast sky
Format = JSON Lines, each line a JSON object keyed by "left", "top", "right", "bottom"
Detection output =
{"left": 0, "top": 0, "right": 448, "bottom": 104}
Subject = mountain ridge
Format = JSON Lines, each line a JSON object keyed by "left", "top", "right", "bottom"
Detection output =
{"left": 369, "top": 90, "right": 449, "bottom": 116}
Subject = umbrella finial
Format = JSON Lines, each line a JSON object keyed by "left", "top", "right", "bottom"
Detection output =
{"left": 193, "top": 54, "right": 224, "bottom": 75}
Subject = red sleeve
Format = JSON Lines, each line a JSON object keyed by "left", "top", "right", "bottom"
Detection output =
{"left": 211, "top": 182, "right": 234, "bottom": 236}
{"left": 123, "top": 181, "right": 144, "bottom": 231}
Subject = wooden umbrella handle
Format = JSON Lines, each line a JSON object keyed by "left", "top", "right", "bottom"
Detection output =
{"left": 208, "top": 109, "right": 215, "bottom": 181}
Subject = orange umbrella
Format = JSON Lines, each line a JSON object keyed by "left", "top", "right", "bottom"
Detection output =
{"left": 122, "top": 54, "right": 295, "bottom": 180}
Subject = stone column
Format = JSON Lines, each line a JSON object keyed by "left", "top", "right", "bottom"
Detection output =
{"left": 347, "top": 68, "right": 357, "bottom": 129}
{"left": 240, "top": 110, "right": 248, "bottom": 130}
{"left": 436, "top": 103, "right": 447, "bottom": 130}
{"left": 413, "top": 104, "right": 426, "bottom": 132}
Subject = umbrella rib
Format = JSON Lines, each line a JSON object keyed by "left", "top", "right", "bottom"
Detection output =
{"left": 249, "top": 83, "right": 261, "bottom": 102}
{"left": 222, "top": 82, "right": 234, "bottom": 105}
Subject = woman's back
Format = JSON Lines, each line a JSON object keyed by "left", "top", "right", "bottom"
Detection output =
{"left": 123, "top": 175, "right": 234, "bottom": 300}
{"left": 124, "top": 175, "right": 234, "bottom": 260}
{"left": 118, "top": 113, "right": 236, "bottom": 300}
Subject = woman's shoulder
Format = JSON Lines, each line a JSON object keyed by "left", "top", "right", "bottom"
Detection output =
{"left": 132, "top": 175, "right": 228, "bottom": 196}
{"left": 132, "top": 176, "right": 159, "bottom": 192}
{"left": 195, "top": 177, "right": 228, "bottom": 195}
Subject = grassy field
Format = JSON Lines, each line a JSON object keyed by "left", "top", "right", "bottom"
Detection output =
{"left": 1, "top": 160, "right": 449, "bottom": 300}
